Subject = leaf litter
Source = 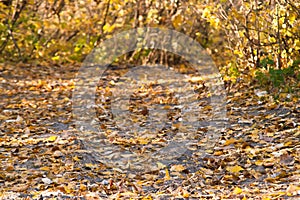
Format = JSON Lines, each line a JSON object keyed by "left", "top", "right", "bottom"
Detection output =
{"left": 0, "top": 63, "right": 299, "bottom": 199}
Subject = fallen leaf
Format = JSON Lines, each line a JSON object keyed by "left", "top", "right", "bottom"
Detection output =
{"left": 182, "top": 189, "right": 189, "bottom": 198}
{"left": 47, "top": 135, "right": 57, "bottom": 142}
{"left": 164, "top": 168, "right": 170, "bottom": 181}
{"left": 226, "top": 165, "right": 244, "bottom": 173}
{"left": 286, "top": 184, "right": 300, "bottom": 196}
{"left": 157, "top": 162, "right": 167, "bottom": 169}
{"left": 73, "top": 156, "right": 80, "bottom": 161}
{"left": 224, "top": 138, "right": 236, "bottom": 146}
{"left": 40, "top": 166, "right": 50, "bottom": 171}
{"left": 233, "top": 187, "right": 243, "bottom": 194}
{"left": 42, "top": 177, "right": 53, "bottom": 185}
{"left": 170, "top": 164, "right": 186, "bottom": 172}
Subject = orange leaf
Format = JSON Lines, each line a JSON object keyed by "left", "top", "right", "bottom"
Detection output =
{"left": 40, "top": 166, "right": 50, "bottom": 171}
{"left": 224, "top": 138, "right": 236, "bottom": 146}
{"left": 164, "top": 168, "right": 170, "bottom": 181}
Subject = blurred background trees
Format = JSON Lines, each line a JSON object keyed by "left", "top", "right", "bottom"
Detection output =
{"left": 0, "top": 0, "right": 299, "bottom": 91}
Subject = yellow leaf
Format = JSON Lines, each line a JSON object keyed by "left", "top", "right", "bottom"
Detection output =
{"left": 269, "top": 36, "right": 276, "bottom": 43}
{"left": 80, "top": 183, "right": 87, "bottom": 191}
{"left": 182, "top": 190, "right": 189, "bottom": 198}
{"left": 279, "top": 93, "right": 288, "bottom": 99}
{"left": 267, "top": 103, "right": 278, "bottom": 109}
{"left": 224, "top": 138, "right": 236, "bottom": 146}
{"left": 164, "top": 168, "right": 170, "bottom": 181}
{"left": 47, "top": 135, "right": 57, "bottom": 142}
{"left": 85, "top": 163, "right": 96, "bottom": 168}
{"left": 214, "top": 150, "right": 223, "bottom": 156}
{"left": 265, "top": 114, "right": 273, "bottom": 119}
{"left": 0, "top": 114, "right": 8, "bottom": 120}
{"left": 189, "top": 76, "right": 203, "bottom": 82}
{"left": 119, "top": 191, "right": 136, "bottom": 196}
{"left": 255, "top": 160, "right": 263, "bottom": 166}
{"left": 262, "top": 197, "right": 271, "bottom": 200}
{"left": 74, "top": 46, "right": 81, "bottom": 53}
{"left": 170, "top": 164, "right": 185, "bottom": 172}
{"left": 286, "top": 184, "right": 300, "bottom": 196}
{"left": 234, "top": 49, "right": 243, "bottom": 58}
{"left": 73, "top": 156, "right": 80, "bottom": 161}
{"left": 141, "top": 196, "right": 152, "bottom": 200}
{"left": 103, "top": 23, "right": 115, "bottom": 33}
{"left": 157, "top": 162, "right": 166, "bottom": 169}
{"left": 51, "top": 55, "right": 60, "bottom": 61}
{"left": 137, "top": 138, "right": 149, "bottom": 145}
{"left": 267, "top": 132, "right": 274, "bottom": 137}
{"left": 202, "top": 7, "right": 211, "bottom": 18}
{"left": 284, "top": 141, "right": 293, "bottom": 147}
{"left": 233, "top": 187, "right": 243, "bottom": 194}
{"left": 172, "top": 14, "right": 183, "bottom": 29}
{"left": 226, "top": 165, "right": 244, "bottom": 173}
{"left": 64, "top": 185, "right": 73, "bottom": 194}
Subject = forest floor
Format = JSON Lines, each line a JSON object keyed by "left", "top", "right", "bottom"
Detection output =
{"left": 0, "top": 63, "right": 299, "bottom": 199}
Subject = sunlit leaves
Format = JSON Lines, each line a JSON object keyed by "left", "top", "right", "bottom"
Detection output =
{"left": 47, "top": 135, "right": 57, "bottom": 142}
{"left": 103, "top": 23, "right": 116, "bottom": 33}
{"left": 0, "top": 0, "right": 300, "bottom": 199}
{"left": 226, "top": 165, "right": 244, "bottom": 174}
{"left": 233, "top": 187, "right": 243, "bottom": 195}
{"left": 0, "top": 61, "right": 300, "bottom": 199}
{"left": 213, "top": 0, "right": 300, "bottom": 89}
{"left": 172, "top": 14, "right": 183, "bottom": 29}
{"left": 170, "top": 164, "right": 186, "bottom": 172}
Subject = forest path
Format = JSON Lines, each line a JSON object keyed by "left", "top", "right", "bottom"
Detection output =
{"left": 0, "top": 63, "right": 299, "bottom": 199}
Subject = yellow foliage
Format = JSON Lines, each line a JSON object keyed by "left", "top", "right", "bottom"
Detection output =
{"left": 47, "top": 135, "right": 57, "bottom": 142}
{"left": 226, "top": 165, "right": 244, "bottom": 173}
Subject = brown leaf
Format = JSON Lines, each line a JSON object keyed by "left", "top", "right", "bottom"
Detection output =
{"left": 280, "top": 154, "right": 294, "bottom": 165}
